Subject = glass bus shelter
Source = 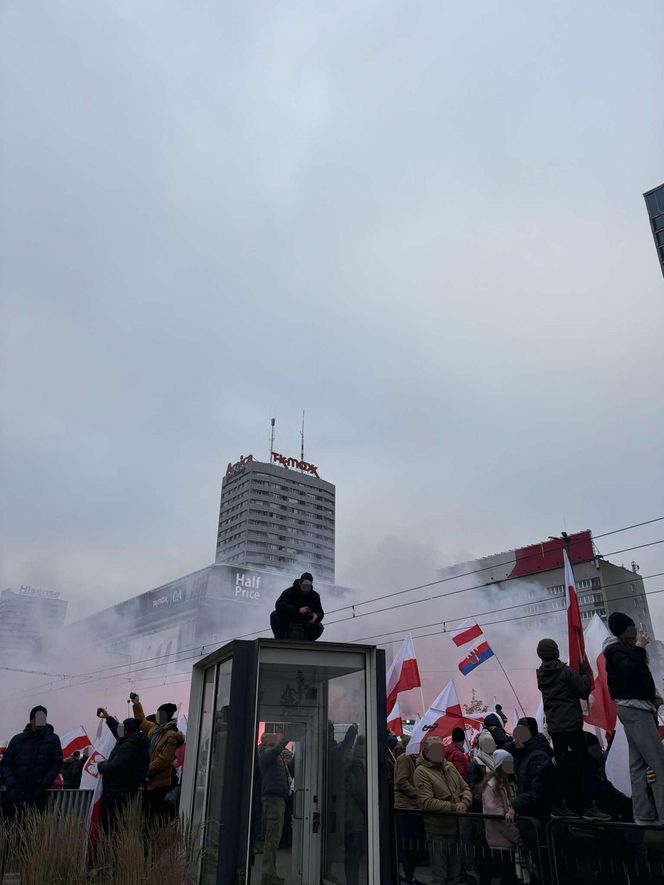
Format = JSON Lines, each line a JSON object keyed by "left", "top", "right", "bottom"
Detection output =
{"left": 180, "top": 639, "right": 392, "bottom": 885}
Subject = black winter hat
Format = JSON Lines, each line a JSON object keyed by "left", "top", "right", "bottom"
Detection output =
{"left": 29, "top": 705, "right": 47, "bottom": 721}
{"left": 451, "top": 727, "right": 465, "bottom": 742}
{"left": 157, "top": 703, "right": 177, "bottom": 721}
{"left": 123, "top": 717, "right": 141, "bottom": 733}
{"left": 537, "top": 639, "right": 560, "bottom": 661}
{"left": 608, "top": 612, "right": 635, "bottom": 636}
{"left": 301, "top": 572, "right": 313, "bottom": 582}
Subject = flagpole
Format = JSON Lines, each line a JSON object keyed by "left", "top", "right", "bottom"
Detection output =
{"left": 479, "top": 622, "right": 527, "bottom": 717}
{"left": 410, "top": 633, "right": 427, "bottom": 715}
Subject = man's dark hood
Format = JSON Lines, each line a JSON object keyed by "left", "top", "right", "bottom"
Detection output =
{"left": 536, "top": 659, "right": 566, "bottom": 691}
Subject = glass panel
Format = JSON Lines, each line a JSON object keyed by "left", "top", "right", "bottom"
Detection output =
{"left": 191, "top": 666, "right": 216, "bottom": 834}
{"left": 201, "top": 659, "right": 233, "bottom": 885}
{"left": 249, "top": 649, "right": 367, "bottom": 885}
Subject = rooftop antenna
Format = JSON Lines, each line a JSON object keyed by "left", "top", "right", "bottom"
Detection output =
{"left": 300, "top": 410, "right": 305, "bottom": 466}
{"left": 269, "top": 417, "right": 276, "bottom": 460}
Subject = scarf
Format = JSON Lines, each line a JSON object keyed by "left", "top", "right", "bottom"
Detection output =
{"left": 149, "top": 718, "right": 176, "bottom": 755}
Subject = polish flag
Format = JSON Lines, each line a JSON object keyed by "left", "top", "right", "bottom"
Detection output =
{"left": 451, "top": 620, "right": 495, "bottom": 675}
{"left": 582, "top": 614, "right": 617, "bottom": 734}
{"left": 450, "top": 620, "right": 483, "bottom": 647}
{"left": 387, "top": 700, "right": 403, "bottom": 736}
{"left": 563, "top": 549, "right": 594, "bottom": 690}
{"left": 406, "top": 681, "right": 469, "bottom": 755}
{"left": 61, "top": 726, "right": 90, "bottom": 759}
{"left": 386, "top": 634, "right": 421, "bottom": 713}
{"left": 80, "top": 725, "right": 116, "bottom": 863}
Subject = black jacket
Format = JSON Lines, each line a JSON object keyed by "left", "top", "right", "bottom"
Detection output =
{"left": 604, "top": 641, "right": 657, "bottom": 704}
{"left": 0, "top": 724, "right": 63, "bottom": 810}
{"left": 512, "top": 734, "right": 553, "bottom": 819}
{"left": 536, "top": 660, "right": 590, "bottom": 734}
{"left": 62, "top": 756, "right": 85, "bottom": 790}
{"left": 483, "top": 714, "right": 515, "bottom": 752}
{"left": 275, "top": 581, "right": 324, "bottom": 625}
{"left": 258, "top": 742, "right": 291, "bottom": 799}
{"left": 97, "top": 732, "right": 149, "bottom": 796}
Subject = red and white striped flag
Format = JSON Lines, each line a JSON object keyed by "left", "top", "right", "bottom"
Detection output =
{"left": 450, "top": 619, "right": 495, "bottom": 675}
{"left": 583, "top": 613, "right": 616, "bottom": 734}
{"left": 406, "top": 680, "right": 467, "bottom": 756}
{"left": 61, "top": 726, "right": 90, "bottom": 758}
{"left": 387, "top": 699, "right": 403, "bottom": 736}
{"left": 386, "top": 634, "right": 421, "bottom": 713}
{"left": 563, "top": 549, "right": 594, "bottom": 690}
{"left": 80, "top": 726, "right": 116, "bottom": 862}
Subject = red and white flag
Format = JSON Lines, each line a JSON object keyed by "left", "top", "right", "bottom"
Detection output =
{"left": 387, "top": 699, "right": 403, "bottom": 736}
{"left": 563, "top": 548, "right": 594, "bottom": 690}
{"left": 386, "top": 634, "right": 421, "bottom": 713}
{"left": 406, "top": 680, "right": 470, "bottom": 755}
{"left": 81, "top": 726, "right": 116, "bottom": 862}
{"left": 583, "top": 613, "right": 617, "bottom": 734}
{"left": 61, "top": 726, "right": 90, "bottom": 759}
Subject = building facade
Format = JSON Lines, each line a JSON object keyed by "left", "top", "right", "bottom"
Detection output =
{"left": 644, "top": 183, "right": 664, "bottom": 278}
{"left": 437, "top": 530, "right": 654, "bottom": 641}
{"left": 0, "top": 586, "right": 68, "bottom": 659}
{"left": 215, "top": 452, "right": 336, "bottom": 583}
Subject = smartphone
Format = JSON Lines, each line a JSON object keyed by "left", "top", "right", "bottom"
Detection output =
{"left": 129, "top": 692, "right": 138, "bottom": 701}
{"left": 96, "top": 708, "right": 104, "bottom": 718}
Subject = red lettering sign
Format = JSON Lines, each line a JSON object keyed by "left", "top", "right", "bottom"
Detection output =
{"left": 271, "top": 451, "right": 320, "bottom": 478}
{"left": 225, "top": 454, "right": 254, "bottom": 478}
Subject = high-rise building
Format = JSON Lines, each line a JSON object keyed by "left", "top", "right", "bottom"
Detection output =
{"left": 0, "top": 586, "right": 68, "bottom": 659}
{"left": 436, "top": 530, "right": 654, "bottom": 639}
{"left": 215, "top": 451, "right": 336, "bottom": 583}
{"left": 644, "top": 183, "right": 664, "bottom": 278}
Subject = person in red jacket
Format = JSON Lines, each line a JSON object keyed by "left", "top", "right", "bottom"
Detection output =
{"left": 444, "top": 728, "right": 470, "bottom": 781}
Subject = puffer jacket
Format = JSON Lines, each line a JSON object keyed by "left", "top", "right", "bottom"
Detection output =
{"left": 394, "top": 752, "right": 418, "bottom": 810}
{"left": 98, "top": 732, "right": 150, "bottom": 797}
{"left": 603, "top": 639, "right": 657, "bottom": 703}
{"left": 258, "top": 742, "right": 291, "bottom": 799}
{"left": 0, "top": 724, "right": 63, "bottom": 811}
{"left": 512, "top": 733, "right": 553, "bottom": 819}
{"left": 413, "top": 756, "right": 472, "bottom": 836}
{"left": 482, "top": 778, "right": 521, "bottom": 850}
{"left": 444, "top": 743, "right": 470, "bottom": 781}
{"left": 133, "top": 702, "right": 184, "bottom": 791}
{"left": 536, "top": 661, "right": 590, "bottom": 734}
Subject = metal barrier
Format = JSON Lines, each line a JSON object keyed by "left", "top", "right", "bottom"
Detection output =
{"left": 548, "top": 818, "right": 664, "bottom": 885}
{"left": 47, "top": 789, "right": 93, "bottom": 818}
{"left": 394, "top": 809, "right": 546, "bottom": 884}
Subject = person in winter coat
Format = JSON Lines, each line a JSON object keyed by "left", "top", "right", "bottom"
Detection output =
{"left": 97, "top": 717, "right": 149, "bottom": 830}
{"left": 444, "top": 728, "right": 470, "bottom": 781}
{"left": 583, "top": 731, "right": 632, "bottom": 821}
{"left": 344, "top": 737, "right": 367, "bottom": 885}
{"left": 603, "top": 612, "right": 664, "bottom": 824}
{"left": 467, "top": 731, "right": 497, "bottom": 811}
{"left": 0, "top": 706, "right": 63, "bottom": 816}
{"left": 270, "top": 572, "right": 324, "bottom": 640}
{"left": 259, "top": 732, "right": 292, "bottom": 885}
{"left": 511, "top": 718, "right": 553, "bottom": 823}
{"left": 130, "top": 693, "right": 184, "bottom": 821}
{"left": 394, "top": 736, "right": 425, "bottom": 885}
{"left": 62, "top": 750, "right": 85, "bottom": 790}
{"left": 414, "top": 735, "right": 472, "bottom": 885}
{"left": 483, "top": 714, "right": 515, "bottom": 753}
{"left": 481, "top": 750, "right": 522, "bottom": 885}
{"left": 536, "top": 638, "right": 591, "bottom": 817}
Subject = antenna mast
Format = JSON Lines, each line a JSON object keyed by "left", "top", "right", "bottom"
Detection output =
{"left": 300, "top": 410, "right": 305, "bottom": 466}
{"left": 269, "top": 417, "right": 275, "bottom": 460}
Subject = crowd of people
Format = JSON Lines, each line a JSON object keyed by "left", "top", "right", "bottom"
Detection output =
{"left": 0, "top": 693, "right": 185, "bottom": 833}
{"left": 390, "top": 610, "right": 664, "bottom": 885}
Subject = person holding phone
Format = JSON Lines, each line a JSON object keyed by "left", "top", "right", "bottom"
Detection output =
{"left": 0, "top": 705, "right": 63, "bottom": 817}
{"left": 129, "top": 692, "right": 184, "bottom": 820}
{"left": 270, "top": 572, "right": 324, "bottom": 641}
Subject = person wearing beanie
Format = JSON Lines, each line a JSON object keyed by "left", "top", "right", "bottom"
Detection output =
{"left": 536, "top": 637, "right": 591, "bottom": 818}
{"left": 443, "top": 727, "right": 470, "bottom": 781}
{"left": 0, "top": 705, "right": 62, "bottom": 817}
{"left": 270, "top": 572, "right": 325, "bottom": 641}
{"left": 97, "top": 715, "right": 150, "bottom": 831}
{"left": 603, "top": 612, "right": 664, "bottom": 824}
{"left": 130, "top": 691, "right": 184, "bottom": 821}
{"left": 481, "top": 749, "right": 522, "bottom": 870}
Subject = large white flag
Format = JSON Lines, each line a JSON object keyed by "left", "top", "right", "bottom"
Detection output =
{"left": 81, "top": 723, "right": 117, "bottom": 857}
{"left": 406, "top": 680, "right": 466, "bottom": 756}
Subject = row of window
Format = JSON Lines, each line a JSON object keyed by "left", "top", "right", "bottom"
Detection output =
{"left": 546, "top": 577, "right": 601, "bottom": 596}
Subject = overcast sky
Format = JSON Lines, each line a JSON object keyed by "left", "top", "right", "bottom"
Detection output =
{"left": 1, "top": 1, "right": 663, "bottom": 630}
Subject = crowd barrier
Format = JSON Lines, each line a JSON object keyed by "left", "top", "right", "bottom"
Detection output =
{"left": 394, "top": 809, "right": 664, "bottom": 884}
{"left": 47, "top": 789, "right": 93, "bottom": 819}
